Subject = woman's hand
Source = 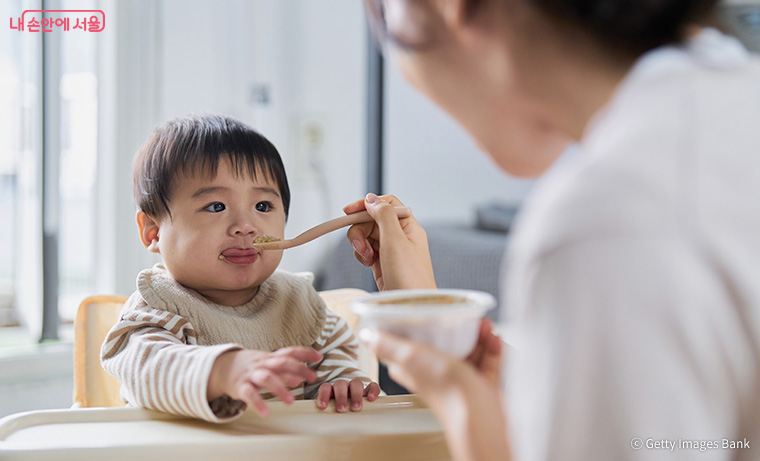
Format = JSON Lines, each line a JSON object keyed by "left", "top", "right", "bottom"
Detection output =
{"left": 360, "top": 318, "right": 511, "bottom": 461}
{"left": 343, "top": 193, "right": 436, "bottom": 290}
{"left": 465, "top": 317, "right": 505, "bottom": 388}
{"left": 362, "top": 318, "right": 504, "bottom": 396}
{"left": 207, "top": 346, "right": 322, "bottom": 417}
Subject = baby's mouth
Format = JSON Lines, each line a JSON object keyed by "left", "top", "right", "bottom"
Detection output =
{"left": 219, "top": 248, "right": 259, "bottom": 265}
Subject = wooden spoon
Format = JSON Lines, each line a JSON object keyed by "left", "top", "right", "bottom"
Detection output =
{"left": 253, "top": 206, "right": 412, "bottom": 250}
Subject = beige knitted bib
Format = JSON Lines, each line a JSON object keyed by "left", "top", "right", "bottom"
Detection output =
{"left": 136, "top": 265, "right": 326, "bottom": 351}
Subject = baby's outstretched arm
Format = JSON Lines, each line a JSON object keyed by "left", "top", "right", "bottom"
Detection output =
{"left": 316, "top": 378, "right": 381, "bottom": 412}
{"left": 208, "top": 346, "right": 322, "bottom": 417}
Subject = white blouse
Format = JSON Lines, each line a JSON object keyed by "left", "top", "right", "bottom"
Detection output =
{"left": 503, "top": 29, "right": 760, "bottom": 461}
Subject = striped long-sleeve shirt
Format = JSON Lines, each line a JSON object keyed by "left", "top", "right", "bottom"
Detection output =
{"left": 101, "top": 266, "right": 371, "bottom": 422}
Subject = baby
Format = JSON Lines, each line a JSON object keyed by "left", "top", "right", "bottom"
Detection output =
{"left": 101, "top": 114, "right": 380, "bottom": 422}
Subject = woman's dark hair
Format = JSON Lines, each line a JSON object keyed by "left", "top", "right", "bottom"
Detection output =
{"left": 365, "top": 0, "right": 719, "bottom": 55}
{"left": 531, "top": 0, "right": 719, "bottom": 55}
{"left": 133, "top": 114, "right": 291, "bottom": 220}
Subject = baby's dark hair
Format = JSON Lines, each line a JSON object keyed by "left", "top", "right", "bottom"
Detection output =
{"left": 133, "top": 114, "right": 290, "bottom": 220}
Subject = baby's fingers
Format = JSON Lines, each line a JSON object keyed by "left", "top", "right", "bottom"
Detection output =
{"left": 263, "top": 356, "right": 318, "bottom": 384}
{"left": 251, "top": 369, "right": 294, "bottom": 405}
{"left": 333, "top": 380, "right": 349, "bottom": 413}
{"left": 363, "top": 382, "right": 381, "bottom": 401}
{"left": 238, "top": 382, "right": 270, "bottom": 417}
{"left": 274, "top": 346, "right": 323, "bottom": 364}
{"left": 283, "top": 373, "right": 307, "bottom": 388}
{"left": 316, "top": 382, "right": 333, "bottom": 410}
{"left": 349, "top": 378, "right": 365, "bottom": 411}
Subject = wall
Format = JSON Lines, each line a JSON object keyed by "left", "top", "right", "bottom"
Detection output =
{"left": 384, "top": 58, "right": 534, "bottom": 225}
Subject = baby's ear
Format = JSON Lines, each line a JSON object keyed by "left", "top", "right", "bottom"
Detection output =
{"left": 136, "top": 211, "right": 161, "bottom": 254}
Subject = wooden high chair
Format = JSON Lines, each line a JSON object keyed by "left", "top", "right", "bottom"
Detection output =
{"left": 73, "top": 295, "right": 128, "bottom": 408}
{"left": 72, "top": 289, "right": 376, "bottom": 408}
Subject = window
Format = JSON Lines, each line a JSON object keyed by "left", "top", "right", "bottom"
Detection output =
{"left": 1, "top": 0, "right": 99, "bottom": 342}
{"left": 57, "top": 0, "right": 99, "bottom": 323}
{"left": 1, "top": 0, "right": 42, "bottom": 334}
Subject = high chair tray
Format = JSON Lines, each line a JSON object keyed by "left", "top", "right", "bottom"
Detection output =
{"left": 0, "top": 395, "right": 449, "bottom": 460}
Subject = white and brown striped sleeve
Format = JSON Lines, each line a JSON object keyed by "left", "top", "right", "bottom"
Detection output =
{"left": 304, "top": 309, "right": 373, "bottom": 399}
{"left": 100, "top": 303, "right": 244, "bottom": 422}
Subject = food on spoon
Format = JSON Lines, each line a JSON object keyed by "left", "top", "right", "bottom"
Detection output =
{"left": 253, "top": 235, "right": 281, "bottom": 244}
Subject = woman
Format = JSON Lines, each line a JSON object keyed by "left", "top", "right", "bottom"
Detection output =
{"left": 345, "top": 0, "right": 760, "bottom": 460}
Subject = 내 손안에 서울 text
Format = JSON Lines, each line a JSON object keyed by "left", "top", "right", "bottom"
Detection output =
{"left": 630, "top": 437, "right": 751, "bottom": 453}
{"left": 9, "top": 10, "right": 105, "bottom": 32}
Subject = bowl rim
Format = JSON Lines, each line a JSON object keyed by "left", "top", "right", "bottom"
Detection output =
{"left": 350, "top": 289, "right": 496, "bottom": 318}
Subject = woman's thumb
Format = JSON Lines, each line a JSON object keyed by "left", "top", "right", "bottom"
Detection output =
{"left": 365, "top": 193, "right": 406, "bottom": 241}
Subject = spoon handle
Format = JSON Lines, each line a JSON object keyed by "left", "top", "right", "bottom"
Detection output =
{"left": 256, "top": 206, "right": 412, "bottom": 250}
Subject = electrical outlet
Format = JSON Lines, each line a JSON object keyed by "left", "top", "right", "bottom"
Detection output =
{"left": 292, "top": 114, "right": 326, "bottom": 181}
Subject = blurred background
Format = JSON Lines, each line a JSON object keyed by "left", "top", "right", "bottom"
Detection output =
{"left": 1, "top": 0, "right": 758, "bottom": 417}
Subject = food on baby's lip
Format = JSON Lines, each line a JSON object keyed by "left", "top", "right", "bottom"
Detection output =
{"left": 253, "top": 235, "right": 281, "bottom": 244}
{"left": 375, "top": 295, "right": 466, "bottom": 305}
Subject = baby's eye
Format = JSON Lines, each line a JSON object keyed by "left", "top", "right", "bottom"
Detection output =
{"left": 255, "top": 201, "right": 272, "bottom": 213}
{"left": 204, "top": 202, "right": 226, "bottom": 213}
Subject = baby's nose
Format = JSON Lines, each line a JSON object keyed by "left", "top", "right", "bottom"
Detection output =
{"left": 231, "top": 221, "right": 256, "bottom": 236}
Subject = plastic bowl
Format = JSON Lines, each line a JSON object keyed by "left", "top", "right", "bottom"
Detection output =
{"left": 351, "top": 289, "right": 496, "bottom": 358}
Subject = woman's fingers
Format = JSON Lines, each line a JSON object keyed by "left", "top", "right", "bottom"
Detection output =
{"left": 364, "top": 194, "right": 408, "bottom": 244}
{"left": 466, "top": 318, "right": 504, "bottom": 387}
{"left": 343, "top": 193, "right": 406, "bottom": 215}
{"left": 360, "top": 329, "right": 437, "bottom": 392}
{"left": 345, "top": 193, "right": 410, "bottom": 262}
{"left": 347, "top": 222, "right": 377, "bottom": 266}
{"left": 345, "top": 193, "right": 435, "bottom": 290}
{"left": 467, "top": 318, "right": 493, "bottom": 365}
{"left": 343, "top": 197, "right": 368, "bottom": 215}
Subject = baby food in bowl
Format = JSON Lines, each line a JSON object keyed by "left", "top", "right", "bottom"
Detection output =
{"left": 351, "top": 289, "right": 496, "bottom": 358}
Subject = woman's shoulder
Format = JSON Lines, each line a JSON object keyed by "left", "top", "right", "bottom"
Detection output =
{"left": 511, "top": 143, "right": 676, "bottom": 257}
{"left": 515, "top": 37, "right": 760, "bottom": 256}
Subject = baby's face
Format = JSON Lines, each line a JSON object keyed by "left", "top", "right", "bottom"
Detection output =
{"left": 153, "top": 157, "right": 285, "bottom": 306}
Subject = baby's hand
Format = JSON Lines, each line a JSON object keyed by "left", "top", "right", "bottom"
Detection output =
{"left": 208, "top": 347, "right": 322, "bottom": 417}
{"left": 316, "top": 378, "right": 381, "bottom": 412}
